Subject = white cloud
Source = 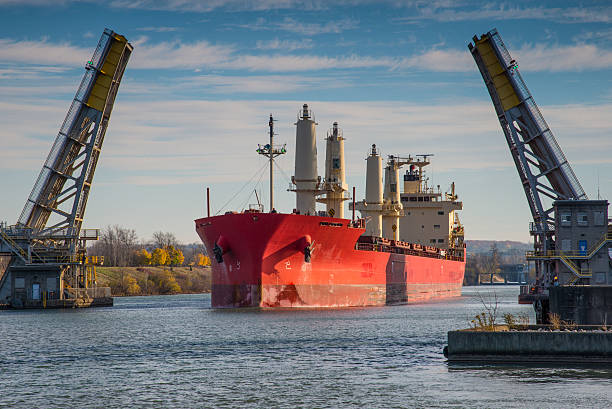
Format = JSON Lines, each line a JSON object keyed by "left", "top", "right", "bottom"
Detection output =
{"left": 0, "top": 65, "right": 72, "bottom": 80}
{"left": 256, "top": 38, "right": 314, "bottom": 51}
{"left": 108, "top": 0, "right": 312, "bottom": 12}
{"left": 401, "top": 49, "right": 474, "bottom": 72}
{"left": 0, "top": 37, "right": 396, "bottom": 72}
{"left": 573, "top": 28, "right": 612, "bottom": 43}
{"left": 178, "top": 74, "right": 351, "bottom": 93}
{"left": 7, "top": 97, "right": 611, "bottom": 179}
{"left": 0, "top": 38, "right": 88, "bottom": 66}
{"left": 274, "top": 17, "right": 359, "bottom": 35}
{"left": 0, "top": 0, "right": 72, "bottom": 4}
{"left": 228, "top": 54, "right": 395, "bottom": 71}
{"left": 394, "top": 4, "right": 612, "bottom": 24}
{"left": 402, "top": 43, "right": 612, "bottom": 73}
{"left": 136, "top": 26, "right": 179, "bottom": 32}
{"left": 105, "top": 0, "right": 403, "bottom": 12}
{"left": 515, "top": 44, "right": 612, "bottom": 72}
{"left": 2, "top": 96, "right": 610, "bottom": 242}
{"left": 130, "top": 40, "right": 234, "bottom": 69}
{"left": 2, "top": 34, "right": 611, "bottom": 74}
{"left": 232, "top": 17, "right": 359, "bottom": 35}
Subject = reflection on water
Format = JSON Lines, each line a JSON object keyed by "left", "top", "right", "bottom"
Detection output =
{"left": 1, "top": 286, "right": 610, "bottom": 408}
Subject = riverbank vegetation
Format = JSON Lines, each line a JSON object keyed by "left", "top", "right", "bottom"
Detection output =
{"left": 96, "top": 266, "right": 211, "bottom": 296}
{"left": 87, "top": 225, "right": 212, "bottom": 296}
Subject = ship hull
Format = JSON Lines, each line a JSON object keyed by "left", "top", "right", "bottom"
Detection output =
{"left": 195, "top": 213, "right": 465, "bottom": 308}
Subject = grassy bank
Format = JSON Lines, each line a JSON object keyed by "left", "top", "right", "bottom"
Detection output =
{"left": 96, "top": 266, "right": 211, "bottom": 296}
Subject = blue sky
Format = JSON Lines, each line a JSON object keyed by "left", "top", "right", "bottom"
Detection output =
{"left": 1, "top": 0, "right": 611, "bottom": 244}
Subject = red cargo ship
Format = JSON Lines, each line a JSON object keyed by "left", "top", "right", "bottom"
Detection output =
{"left": 196, "top": 105, "right": 465, "bottom": 308}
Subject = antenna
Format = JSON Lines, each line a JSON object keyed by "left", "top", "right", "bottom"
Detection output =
{"left": 257, "top": 114, "right": 286, "bottom": 212}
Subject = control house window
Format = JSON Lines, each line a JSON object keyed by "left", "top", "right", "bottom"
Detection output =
{"left": 577, "top": 213, "right": 588, "bottom": 226}
{"left": 561, "top": 239, "right": 571, "bottom": 252}
{"left": 594, "top": 211, "right": 605, "bottom": 226}
{"left": 560, "top": 212, "right": 572, "bottom": 226}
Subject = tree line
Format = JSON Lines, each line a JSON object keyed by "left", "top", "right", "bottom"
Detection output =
{"left": 88, "top": 225, "right": 211, "bottom": 268}
{"left": 104, "top": 267, "right": 210, "bottom": 297}
{"left": 463, "top": 243, "right": 533, "bottom": 285}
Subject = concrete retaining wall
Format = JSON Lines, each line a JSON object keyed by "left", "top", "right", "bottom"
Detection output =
{"left": 447, "top": 329, "right": 612, "bottom": 363}
{"left": 550, "top": 286, "right": 612, "bottom": 325}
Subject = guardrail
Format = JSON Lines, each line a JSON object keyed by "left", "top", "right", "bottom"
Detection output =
{"left": 355, "top": 242, "right": 464, "bottom": 261}
{"left": 0, "top": 226, "right": 100, "bottom": 240}
{"left": 527, "top": 233, "right": 612, "bottom": 260}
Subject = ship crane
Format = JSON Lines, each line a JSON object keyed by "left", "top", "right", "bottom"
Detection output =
{"left": 469, "top": 29, "right": 595, "bottom": 321}
{"left": 0, "top": 29, "right": 132, "bottom": 308}
{"left": 382, "top": 155, "right": 414, "bottom": 240}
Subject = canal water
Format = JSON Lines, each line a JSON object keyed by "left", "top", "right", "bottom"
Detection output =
{"left": 1, "top": 286, "right": 610, "bottom": 408}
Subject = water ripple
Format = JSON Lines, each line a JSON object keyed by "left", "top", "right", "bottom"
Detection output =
{"left": 1, "top": 288, "right": 610, "bottom": 408}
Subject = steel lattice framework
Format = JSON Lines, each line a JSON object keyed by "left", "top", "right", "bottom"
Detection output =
{"left": 469, "top": 29, "right": 587, "bottom": 289}
{"left": 0, "top": 29, "right": 132, "bottom": 306}
{"left": 18, "top": 28, "right": 132, "bottom": 251}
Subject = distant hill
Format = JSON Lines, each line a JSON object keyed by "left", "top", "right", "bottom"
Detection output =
{"left": 465, "top": 240, "right": 531, "bottom": 255}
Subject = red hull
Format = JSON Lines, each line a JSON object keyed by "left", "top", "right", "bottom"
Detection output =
{"left": 195, "top": 212, "right": 465, "bottom": 308}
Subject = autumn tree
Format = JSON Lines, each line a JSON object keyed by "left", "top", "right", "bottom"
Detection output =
{"left": 151, "top": 248, "right": 168, "bottom": 266}
{"left": 134, "top": 248, "right": 152, "bottom": 266}
{"left": 164, "top": 245, "right": 184, "bottom": 270}
{"left": 192, "top": 253, "right": 210, "bottom": 266}
{"left": 171, "top": 247, "right": 184, "bottom": 266}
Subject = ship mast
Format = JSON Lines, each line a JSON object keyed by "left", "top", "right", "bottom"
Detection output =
{"left": 257, "top": 114, "right": 286, "bottom": 211}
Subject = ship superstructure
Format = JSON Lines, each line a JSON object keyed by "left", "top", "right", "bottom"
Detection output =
{"left": 353, "top": 149, "right": 464, "bottom": 250}
{"left": 196, "top": 104, "right": 465, "bottom": 308}
{"left": 398, "top": 157, "right": 464, "bottom": 249}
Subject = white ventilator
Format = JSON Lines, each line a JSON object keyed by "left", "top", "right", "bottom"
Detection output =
{"left": 318, "top": 122, "right": 348, "bottom": 218}
{"left": 382, "top": 156, "right": 404, "bottom": 240}
{"left": 355, "top": 145, "right": 383, "bottom": 237}
{"left": 292, "top": 104, "right": 319, "bottom": 215}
